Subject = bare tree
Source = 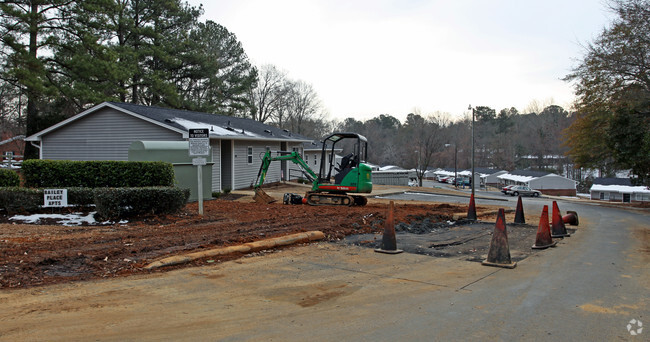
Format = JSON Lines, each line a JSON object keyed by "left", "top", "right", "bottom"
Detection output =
{"left": 250, "top": 64, "right": 288, "bottom": 123}
{"left": 283, "top": 80, "right": 323, "bottom": 135}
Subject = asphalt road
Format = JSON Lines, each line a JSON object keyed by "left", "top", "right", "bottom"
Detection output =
{"left": 1, "top": 192, "right": 647, "bottom": 341}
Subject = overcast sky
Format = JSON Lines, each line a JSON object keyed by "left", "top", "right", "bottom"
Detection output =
{"left": 186, "top": 0, "right": 613, "bottom": 122}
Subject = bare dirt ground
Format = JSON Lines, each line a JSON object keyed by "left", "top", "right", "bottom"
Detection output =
{"left": 0, "top": 183, "right": 545, "bottom": 289}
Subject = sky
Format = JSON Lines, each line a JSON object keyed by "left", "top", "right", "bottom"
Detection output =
{"left": 186, "top": 0, "right": 614, "bottom": 122}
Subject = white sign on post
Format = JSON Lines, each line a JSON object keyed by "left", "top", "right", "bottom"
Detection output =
{"left": 192, "top": 157, "right": 207, "bottom": 166}
{"left": 189, "top": 128, "right": 210, "bottom": 156}
{"left": 188, "top": 128, "right": 210, "bottom": 215}
{"left": 43, "top": 189, "right": 68, "bottom": 207}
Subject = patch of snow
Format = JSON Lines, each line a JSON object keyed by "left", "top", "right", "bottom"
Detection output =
{"left": 172, "top": 118, "right": 262, "bottom": 138}
{"left": 9, "top": 212, "right": 98, "bottom": 226}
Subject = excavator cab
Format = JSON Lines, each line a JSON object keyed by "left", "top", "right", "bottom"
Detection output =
{"left": 317, "top": 132, "right": 373, "bottom": 195}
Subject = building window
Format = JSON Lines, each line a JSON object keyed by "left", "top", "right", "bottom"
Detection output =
{"left": 636, "top": 193, "right": 650, "bottom": 201}
{"left": 314, "top": 154, "right": 317, "bottom": 165}
{"left": 599, "top": 192, "right": 604, "bottom": 200}
{"left": 247, "top": 146, "right": 253, "bottom": 164}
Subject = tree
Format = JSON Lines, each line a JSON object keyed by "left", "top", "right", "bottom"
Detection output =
{"left": 564, "top": 0, "right": 650, "bottom": 184}
{"left": 0, "top": 0, "right": 73, "bottom": 158}
{"left": 401, "top": 112, "right": 447, "bottom": 186}
{"left": 182, "top": 20, "right": 257, "bottom": 115}
{"left": 250, "top": 64, "right": 288, "bottom": 123}
{"left": 283, "top": 80, "right": 324, "bottom": 135}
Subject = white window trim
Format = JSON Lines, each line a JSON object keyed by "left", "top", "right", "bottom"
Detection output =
{"left": 247, "top": 146, "right": 253, "bottom": 164}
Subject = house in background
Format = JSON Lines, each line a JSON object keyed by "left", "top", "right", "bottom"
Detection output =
{"left": 299, "top": 140, "right": 343, "bottom": 181}
{"left": 475, "top": 168, "right": 507, "bottom": 188}
{"left": 590, "top": 178, "right": 650, "bottom": 203}
{"left": 25, "top": 102, "right": 311, "bottom": 192}
{"left": 498, "top": 170, "right": 577, "bottom": 196}
{"left": 0, "top": 131, "right": 25, "bottom": 168}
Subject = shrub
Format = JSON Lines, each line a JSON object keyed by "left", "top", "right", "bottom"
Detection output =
{"left": 22, "top": 160, "right": 174, "bottom": 188}
{"left": 0, "top": 187, "right": 42, "bottom": 214}
{"left": 0, "top": 169, "right": 20, "bottom": 187}
{"left": 67, "top": 187, "right": 96, "bottom": 207}
{"left": 94, "top": 187, "right": 190, "bottom": 220}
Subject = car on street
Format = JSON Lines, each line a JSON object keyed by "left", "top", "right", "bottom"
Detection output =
{"left": 507, "top": 185, "right": 542, "bottom": 197}
{"left": 455, "top": 177, "right": 470, "bottom": 186}
{"left": 501, "top": 185, "right": 515, "bottom": 195}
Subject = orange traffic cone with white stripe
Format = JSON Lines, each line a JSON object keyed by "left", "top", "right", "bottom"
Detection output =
{"left": 532, "top": 205, "right": 557, "bottom": 249}
{"left": 375, "top": 201, "right": 403, "bottom": 254}
{"left": 482, "top": 208, "right": 516, "bottom": 268}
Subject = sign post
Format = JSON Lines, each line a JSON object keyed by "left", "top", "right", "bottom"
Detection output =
{"left": 189, "top": 128, "right": 210, "bottom": 215}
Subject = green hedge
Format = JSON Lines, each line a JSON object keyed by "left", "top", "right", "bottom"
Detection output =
{"left": 22, "top": 160, "right": 175, "bottom": 188}
{"left": 0, "top": 186, "right": 189, "bottom": 219}
{"left": 94, "top": 187, "right": 190, "bottom": 220}
{"left": 0, "top": 187, "right": 42, "bottom": 214}
{"left": 0, "top": 169, "right": 20, "bottom": 187}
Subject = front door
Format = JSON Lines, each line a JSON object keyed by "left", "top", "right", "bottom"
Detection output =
{"left": 220, "top": 140, "right": 233, "bottom": 191}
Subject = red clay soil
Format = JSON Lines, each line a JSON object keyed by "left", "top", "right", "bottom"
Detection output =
{"left": 0, "top": 197, "right": 470, "bottom": 289}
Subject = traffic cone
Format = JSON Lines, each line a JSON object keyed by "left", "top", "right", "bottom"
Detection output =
{"left": 467, "top": 193, "right": 477, "bottom": 221}
{"left": 532, "top": 205, "right": 557, "bottom": 249}
{"left": 514, "top": 196, "right": 525, "bottom": 224}
{"left": 551, "top": 201, "right": 570, "bottom": 238}
{"left": 375, "top": 201, "right": 403, "bottom": 254}
{"left": 482, "top": 208, "right": 517, "bottom": 268}
{"left": 562, "top": 211, "right": 579, "bottom": 226}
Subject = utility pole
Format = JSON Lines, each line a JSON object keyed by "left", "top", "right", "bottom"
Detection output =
{"left": 469, "top": 105, "right": 475, "bottom": 198}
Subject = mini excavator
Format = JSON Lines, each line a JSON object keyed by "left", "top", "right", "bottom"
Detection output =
{"left": 253, "top": 132, "right": 372, "bottom": 206}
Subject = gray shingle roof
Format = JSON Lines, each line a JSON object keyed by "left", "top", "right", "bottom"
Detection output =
{"left": 109, "top": 102, "right": 311, "bottom": 142}
{"left": 592, "top": 177, "right": 632, "bottom": 186}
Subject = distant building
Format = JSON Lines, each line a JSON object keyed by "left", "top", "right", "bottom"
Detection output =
{"left": 498, "top": 170, "right": 577, "bottom": 196}
{"left": 590, "top": 178, "right": 650, "bottom": 203}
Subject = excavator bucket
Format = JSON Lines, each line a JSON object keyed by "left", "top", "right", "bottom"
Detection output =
{"left": 253, "top": 188, "right": 276, "bottom": 204}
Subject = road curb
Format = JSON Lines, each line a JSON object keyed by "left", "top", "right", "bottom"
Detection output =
{"left": 144, "top": 231, "right": 326, "bottom": 270}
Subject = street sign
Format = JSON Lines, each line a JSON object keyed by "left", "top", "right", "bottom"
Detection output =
{"left": 192, "top": 157, "right": 207, "bottom": 166}
{"left": 188, "top": 128, "right": 210, "bottom": 156}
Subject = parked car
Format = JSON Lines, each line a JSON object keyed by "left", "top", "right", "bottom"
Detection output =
{"left": 501, "top": 185, "right": 515, "bottom": 195}
{"left": 508, "top": 185, "right": 541, "bottom": 197}
{"left": 455, "top": 177, "right": 470, "bottom": 186}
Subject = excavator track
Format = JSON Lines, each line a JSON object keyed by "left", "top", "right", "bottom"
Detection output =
{"left": 305, "top": 192, "right": 367, "bottom": 206}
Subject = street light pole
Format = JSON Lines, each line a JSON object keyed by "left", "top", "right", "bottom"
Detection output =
{"left": 454, "top": 144, "right": 457, "bottom": 188}
{"left": 469, "top": 105, "right": 475, "bottom": 198}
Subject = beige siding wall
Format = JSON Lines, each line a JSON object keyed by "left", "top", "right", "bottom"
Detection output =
{"left": 41, "top": 108, "right": 181, "bottom": 160}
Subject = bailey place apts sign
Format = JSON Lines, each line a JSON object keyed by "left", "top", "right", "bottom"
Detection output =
{"left": 43, "top": 189, "right": 68, "bottom": 207}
